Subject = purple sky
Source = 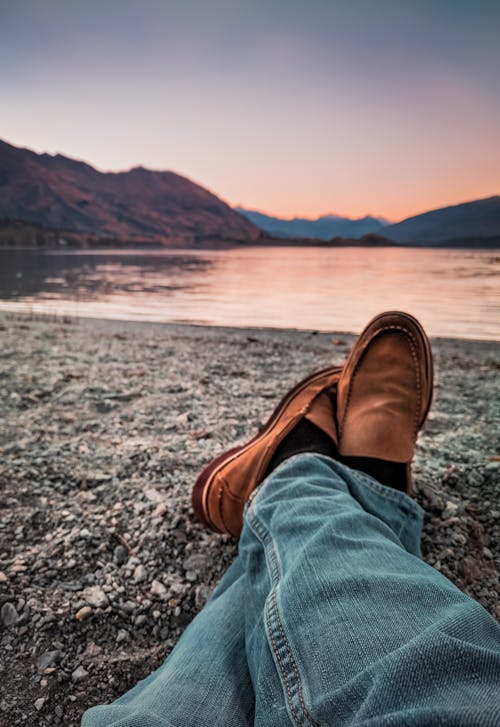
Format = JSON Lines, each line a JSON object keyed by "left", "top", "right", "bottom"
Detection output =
{"left": 1, "top": 0, "right": 499, "bottom": 221}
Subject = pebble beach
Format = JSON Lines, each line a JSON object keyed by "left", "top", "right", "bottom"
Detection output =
{"left": 0, "top": 312, "right": 499, "bottom": 726}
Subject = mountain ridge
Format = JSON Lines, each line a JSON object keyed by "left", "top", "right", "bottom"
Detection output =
{"left": 236, "top": 207, "right": 386, "bottom": 240}
{"left": 381, "top": 195, "right": 500, "bottom": 245}
{"left": 0, "top": 138, "right": 262, "bottom": 246}
{"left": 1, "top": 139, "right": 498, "bottom": 248}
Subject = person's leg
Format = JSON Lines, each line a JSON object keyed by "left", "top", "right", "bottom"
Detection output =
{"left": 83, "top": 310, "right": 500, "bottom": 726}
{"left": 81, "top": 558, "right": 255, "bottom": 727}
{"left": 241, "top": 453, "right": 500, "bottom": 727}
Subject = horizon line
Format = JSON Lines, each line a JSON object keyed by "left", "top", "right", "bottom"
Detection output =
{"left": 2, "top": 136, "right": 498, "bottom": 226}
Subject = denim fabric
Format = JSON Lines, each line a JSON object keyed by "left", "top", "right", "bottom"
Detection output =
{"left": 82, "top": 454, "right": 500, "bottom": 727}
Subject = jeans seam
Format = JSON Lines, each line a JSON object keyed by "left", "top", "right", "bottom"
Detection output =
{"left": 349, "top": 467, "right": 422, "bottom": 544}
{"left": 247, "top": 512, "right": 319, "bottom": 727}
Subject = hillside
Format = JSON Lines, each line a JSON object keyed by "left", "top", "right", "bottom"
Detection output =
{"left": 0, "top": 139, "right": 262, "bottom": 246}
{"left": 237, "top": 207, "right": 385, "bottom": 240}
{"left": 383, "top": 196, "right": 500, "bottom": 245}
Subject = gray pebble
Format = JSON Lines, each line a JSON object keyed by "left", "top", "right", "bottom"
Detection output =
{"left": 133, "top": 564, "right": 147, "bottom": 583}
{"left": 71, "top": 665, "right": 89, "bottom": 683}
{"left": 36, "top": 650, "right": 60, "bottom": 670}
{"left": 83, "top": 586, "right": 109, "bottom": 609}
{"left": 113, "top": 545, "right": 128, "bottom": 565}
{"left": 34, "top": 697, "right": 45, "bottom": 712}
{"left": 1, "top": 602, "right": 19, "bottom": 627}
{"left": 151, "top": 580, "right": 168, "bottom": 599}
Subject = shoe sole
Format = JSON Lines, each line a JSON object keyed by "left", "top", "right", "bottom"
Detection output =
{"left": 192, "top": 364, "right": 342, "bottom": 531}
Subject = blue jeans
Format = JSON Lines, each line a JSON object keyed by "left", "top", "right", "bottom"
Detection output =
{"left": 82, "top": 455, "right": 500, "bottom": 726}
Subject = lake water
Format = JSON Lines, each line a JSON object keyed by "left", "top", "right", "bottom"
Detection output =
{"left": 0, "top": 247, "right": 498, "bottom": 340}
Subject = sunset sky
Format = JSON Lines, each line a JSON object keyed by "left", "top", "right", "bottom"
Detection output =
{"left": 1, "top": 0, "right": 499, "bottom": 221}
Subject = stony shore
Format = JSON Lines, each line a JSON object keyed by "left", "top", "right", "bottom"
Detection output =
{"left": 0, "top": 312, "right": 499, "bottom": 726}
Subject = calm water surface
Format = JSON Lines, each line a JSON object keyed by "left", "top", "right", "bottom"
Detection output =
{"left": 0, "top": 247, "right": 498, "bottom": 340}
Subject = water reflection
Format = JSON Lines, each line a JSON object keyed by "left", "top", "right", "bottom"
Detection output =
{"left": 0, "top": 249, "right": 211, "bottom": 300}
{"left": 0, "top": 247, "right": 498, "bottom": 340}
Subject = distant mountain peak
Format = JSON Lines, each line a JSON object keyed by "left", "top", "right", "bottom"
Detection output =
{"left": 236, "top": 207, "right": 387, "bottom": 240}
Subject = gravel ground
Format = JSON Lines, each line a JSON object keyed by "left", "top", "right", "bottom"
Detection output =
{"left": 0, "top": 312, "right": 499, "bottom": 726}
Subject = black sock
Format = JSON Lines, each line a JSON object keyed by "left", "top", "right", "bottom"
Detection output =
{"left": 338, "top": 455, "right": 408, "bottom": 492}
{"left": 265, "top": 418, "right": 337, "bottom": 477}
{"left": 265, "top": 419, "right": 408, "bottom": 491}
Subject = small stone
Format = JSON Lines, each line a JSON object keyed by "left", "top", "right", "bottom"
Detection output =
{"left": 195, "top": 585, "right": 212, "bottom": 610}
{"left": 83, "top": 641, "right": 102, "bottom": 658}
{"left": 0, "top": 571, "right": 8, "bottom": 584}
{"left": 443, "top": 501, "right": 459, "bottom": 516}
{"left": 151, "top": 580, "right": 167, "bottom": 599}
{"left": 113, "top": 545, "right": 128, "bottom": 565}
{"left": 16, "top": 598, "right": 25, "bottom": 612}
{"left": 144, "top": 488, "right": 164, "bottom": 503}
{"left": 34, "top": 697, "right": 45, "bottom": 712}
{"left": 183, "top": 554, "right": 209, "bottom": 572}
{"left": 55, "top": 706, "right": 63, "bottom": 719}
{"left": 133, "top": 564, "right": 147, "bottom": 583}
{"left": 1, "top": 602, "right": 18, "bottom": 627}
{"left": 116, "top": 629, "right": 129, "bottom": 643}
{"left": 71, "top": 666, "right": 89, "bottom": 683}
{"left": 76, "top": 606, "right": 93, "bottom": 621}
{"left": 36, "top": 650, "right": 60, "bottom": 670}
{"left": 483, "top": 547, "right": 494, "bottom": 559}
{"left": 83, "top": 586, "right": 109, "bottom": 608}
{"left": 153, "top": 502, "right": 168, "bottom": 518}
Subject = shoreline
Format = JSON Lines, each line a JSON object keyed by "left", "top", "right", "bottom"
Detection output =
{"left": 1, "top": 239, "right": 499, "bottom": 250}
{"left": 1, "top": 308, "right": 499, "bottom": 346}
{"left": 0, "top": 312, "right": 498, "bottom": 725}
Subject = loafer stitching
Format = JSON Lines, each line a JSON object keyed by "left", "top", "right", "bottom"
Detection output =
{"left": 339, "top": 324, "right": 423, "bottom": 445}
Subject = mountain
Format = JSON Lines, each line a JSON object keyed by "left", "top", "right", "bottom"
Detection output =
{"left": 236, "top": 207, "right": 386, "bottom": 240}
{"left": 382, "top": 196, "right": 500, "bottom": 246}
{"left": 0, "top": 139, "right": 262, "bottom": 245}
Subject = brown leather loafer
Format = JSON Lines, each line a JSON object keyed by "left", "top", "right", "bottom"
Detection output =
{"left": 336, "top": 311, "right": 433, "bottom": 493}
{"left": 192, "top": 365, "right": 342, "bottom": 537}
